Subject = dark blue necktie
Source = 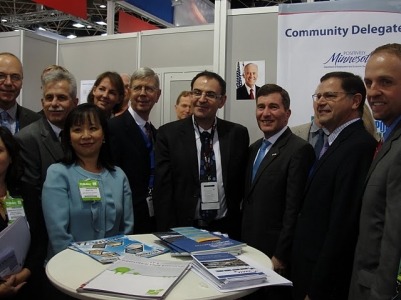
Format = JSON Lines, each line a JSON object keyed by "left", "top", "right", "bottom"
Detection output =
{"left": 314, "top": 129, "right": 325, "bottom": 158}
{"left": 199, "top": 131, "right": 217, "bottom": 221}
{"left": 0, "top": 111, "right": 11, "bottom": 133}
{"left": 252, "top": 140, "right": 271, "bottom": 182}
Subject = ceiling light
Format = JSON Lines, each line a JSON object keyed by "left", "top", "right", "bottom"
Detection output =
{"left": 73, "top": 23, "right": 85, "bottom": 28}
{"left": 67, "top": 33, "right": 77, "bottom": 39}
{"left": 96, "top": 20, "right": 107, "bottom": 26}
{"left": 99, "top": 4, "right": 106, "bottom": 8}
{"left": 86, "top": 25, "right": 92, "bottom": 29}
{"left": 91, "top": 16, "right": 107, "bottom": 26}
{"left": 171, "top": 0, "right": 183, "bottom": 7}
{"left": 1, "top": 18, "right": 7, "bottom": 23}
{"left": 38, "top": 26, "right": 46, "bottom": 31}
{"left": 101, "top": 33, "right": 107, "bottom": 36}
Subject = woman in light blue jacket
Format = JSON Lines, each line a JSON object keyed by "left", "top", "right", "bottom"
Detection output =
{"left": 42, "top": 103, "right": 134, "bottom": 262}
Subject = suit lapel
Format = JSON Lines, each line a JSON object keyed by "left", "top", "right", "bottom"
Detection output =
{"left": 249, "top": 128, "right": 292, "bottom": 191}
{"left": 123, "top": 111, "right": 148, "bottom": 154}
{"left": 365, "top": 121, "right": 401, "bottom": 181}
{"left": 40, "top": 118, "right": 64, "bottom": 160}
{"left": 216, "top": 118, "right": 230, "bottom": 189}
{"left": 180, "top": 118, "right": 199, "bottom": 183}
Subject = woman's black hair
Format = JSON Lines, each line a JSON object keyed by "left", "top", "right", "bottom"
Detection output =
{"left": 0, "top": 127, "right": 24, "bottom": 183}
{"left": 61, "top": 103, "right": 115, "bottom": 171}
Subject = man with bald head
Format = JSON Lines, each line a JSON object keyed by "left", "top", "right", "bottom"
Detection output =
{"left": 236, "top": 63, "right": 260, "bottom": 100}
{"left": 0, "top": 52, "right": 40, "bottom": 134}
{"left": 115, "top": 73, "right": 131, "bottom": 117}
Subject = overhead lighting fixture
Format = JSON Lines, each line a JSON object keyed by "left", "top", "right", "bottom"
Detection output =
{"left": 101, "top": 33, "right": 107, "bottom": 36}
{"left": 171, "top": 0, "right": 183, "bottom": 7}
{"left": 72, "top": 23, "right": 85, "bottom": 28}
{"left": 1, "top": 18, "right": 7, "bottom": 23}
{"left": 99, "top": 4, "right": 106, "bottom": 8}
{"left": 91, "top": 16, "right": 107, "bottom": 26}
{"left": 38, "top": 26, "right": 46, "bottom": 31}
{"left": 67, "top": 33, "right": 77, "bottom": 39}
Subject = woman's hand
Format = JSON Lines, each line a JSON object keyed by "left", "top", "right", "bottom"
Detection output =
{"left": 0, "top": 275, "right": 26, "bottom": 298}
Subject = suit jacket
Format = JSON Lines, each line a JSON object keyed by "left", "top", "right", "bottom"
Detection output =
{"left": 349, "top": 121, "right": 401, "bottom": 300}
{"left": 16, "top": 104, "right": 41, "bottom": 132}
{"left": 15, "top": 117, "right": 64, "bottom": 190}
{"left": 108, "top": 110, "right": 157, "bottom": 234}
{"left": 241, "top": 128, "right": 315, "bottom": 265}
{"left": 291, "top": 122, "right": 312, "bottom": 142}
{"left": 236, "top": 84, "right": 260, "bottom": 100}
{"left": 153, "top": 117, "right": 249, "bottom": 239}
{"left": 291, "top": 120, "right": 377, "bottom": 300}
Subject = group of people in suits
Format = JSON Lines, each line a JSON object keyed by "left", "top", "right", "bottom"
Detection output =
{"left": 1, "top": 42, "right": 400, "bottom": 300}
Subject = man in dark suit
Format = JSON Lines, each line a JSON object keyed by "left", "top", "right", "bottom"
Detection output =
{"left": 291, "top": 72, "right": 377, "bottom": 300}
{"left": 0, "top": 52, "right": 40, "bottom": 134}
{"left": 109, "top": 67, "right": 161, "bottom": 234}
{"left": 349, "top": 43, "right": 401, "bottom": 300}
{"left": 241, "top": 84, "right": 315, "bottom": 300}
{"left": 15, "top": 69, "right": 78, "bottom": 191}
{"left": 236, "top": 63, "right": 260, "bottom": 100}
{"left": 153, "top": 71, "right": 249, "bottom": 240}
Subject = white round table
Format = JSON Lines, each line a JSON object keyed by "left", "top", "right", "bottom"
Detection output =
{"left": 46, "top": 234, "right": 273, "bottom": 300}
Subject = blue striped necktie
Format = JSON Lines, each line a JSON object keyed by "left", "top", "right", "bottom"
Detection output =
{"left": 252, "top": 140, "right": 271, "bottom": 182}
{"left": 0, "top": 111, "right": 11, "bottom": 133}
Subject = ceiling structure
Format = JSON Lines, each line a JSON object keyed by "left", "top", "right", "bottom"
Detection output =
{"left": 0, "top": 0, "right": 320, "bottom": 39}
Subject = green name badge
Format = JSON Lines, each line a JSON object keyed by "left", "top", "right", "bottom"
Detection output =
{"left": 78, "top": 180, "right": 101, "bottom": 201}
{"left": 5, "top": 197, "right": 25, "bottom": 223}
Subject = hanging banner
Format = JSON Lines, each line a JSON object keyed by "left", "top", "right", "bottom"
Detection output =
{"left": 277, "top": 0, "right": 401, "bottom": 135}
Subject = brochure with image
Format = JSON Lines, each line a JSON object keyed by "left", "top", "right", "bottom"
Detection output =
{"left": 71, "top": 235, "right": 169, "bottom": 264}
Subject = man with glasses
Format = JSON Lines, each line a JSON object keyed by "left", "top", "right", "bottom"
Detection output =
{"left": 153, "top": 70, "right": 249, "bottom": 240}
{"left": 349, "top": 43, "right": 401, "bottom": 300}
{"left": 291, "top": 71, "right": 377, "bottom": 300}
{"left": 0, "top": 52, "right": 40, "bottom": 134}
{"left": 109, "top": 67, "right": 161, "bottom": 234}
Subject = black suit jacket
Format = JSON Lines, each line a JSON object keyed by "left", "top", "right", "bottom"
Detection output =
{"left": 153, "top": 117, "right": 249, "bottom": 239}
{"left": 236, "top": 84, "right": 260, "bottom": 100}
{"left": 242, "top": 128, "right": 315, "bottom": 264}
{"left": 16, "top": 104, "right": 41, "bottom": 132}
{"left": 108, "top": 110, "right": 156, "bottom": 234}
{"left": 291, "top": 120, "right": 377, "bottom": 300}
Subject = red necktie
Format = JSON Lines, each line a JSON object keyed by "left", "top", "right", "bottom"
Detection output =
{"left": 374, "top": 138, "right": 383, "bottom": 158}
{"left": 250, "top": 89, "right": 254, "bottom": 99}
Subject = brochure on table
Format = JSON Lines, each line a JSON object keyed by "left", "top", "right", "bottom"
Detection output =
{"left": 0, "top": 216, "right": 30, "bottom": 280}
{"left": 71, "top": 235, "right": 169, "bottom": 264}
{"left": 77, "top": 256, "right": 191, "bottom": 299}
{"left": 191, "top": 252, "right": 292, "bottom": 292}
{"left": 154, "top": 227, "right": 246, "bottom": 257}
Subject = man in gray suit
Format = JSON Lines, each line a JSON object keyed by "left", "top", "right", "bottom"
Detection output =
{"left": 349, "top": 43, "right": 401, "bottom": 300}
{"left": 15, "top": 69, "right": 78, "bottom": 191}
{"left": 0, "top": 52, "right": 40, "bottom": 134}
{"left": 291, "top": 101, "right": 329, "bottom": 158}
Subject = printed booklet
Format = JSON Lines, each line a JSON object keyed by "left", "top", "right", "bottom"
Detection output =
{"left": 77, "top": 256, "right": 191, "bottom": 299}
{"left": 154, "top": 228, "right": 246, "bottom": 257}
{"left": 71, "top": 235, "right": 169, "bottom": 264}
{"left": 191, "top": 252, "right": 292, "bottom": 292}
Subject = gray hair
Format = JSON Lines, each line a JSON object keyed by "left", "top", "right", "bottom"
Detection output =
{"left": 42, "top": 69, "right": 77, "bottom": 100}
{"left": 130, "top": 67, "right": 160, "bottom": 89}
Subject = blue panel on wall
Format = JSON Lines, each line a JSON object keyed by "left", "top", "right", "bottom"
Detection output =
{"left": 125, "top": 0, "right": 173, "bottom": 24}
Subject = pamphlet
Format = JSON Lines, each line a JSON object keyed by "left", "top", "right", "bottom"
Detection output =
{"left": 77, "top": 256, "right": 191, "bottom": 299}
{"left": 71, "top": 235, "right": 169, "bottom": 264}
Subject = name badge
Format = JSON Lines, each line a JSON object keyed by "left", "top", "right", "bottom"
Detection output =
{"left": 200, "top": 182, "right": 220, "bottom": 210}
{"left": 79, "top": 180, "right": 101, "bottom": 201}
{"left": 5, "top": 197, "right": 25, "bottom": 224}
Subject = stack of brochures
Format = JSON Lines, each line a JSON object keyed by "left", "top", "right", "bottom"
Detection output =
{"left": 77, "top": 255, "right": 191, "bottom": 299}
{"left": 191, "top": 252, "right": 292, "bottom": 292}
{"left": 154, "top": 227, "right": 246, "bottom": 257}
{"left": 70, "top": 235, "right": 169, "bottom": 263}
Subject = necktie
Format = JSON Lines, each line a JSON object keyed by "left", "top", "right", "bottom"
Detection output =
{"left": 199, "top": 131, "right": 217, "bottom": 221}
{"left": 0, "top": 111, "right": 11, "bottom": 133}
{"left": 252, "top": 140, "right": 271, "bottom": 182}
{"left": 144, "top": 122, "right": 153, "bottom": 146}
{"left": 318, "top": 140, "right": 329, "bottom": 160}
{"left": 250, "top": 89, "right": 255, "bottom": 99}
{"left": 314, "top": 129, "right": 325, "bottom": 159}
{"left": 374, "top": 138, "right": 383, "bottom": 158}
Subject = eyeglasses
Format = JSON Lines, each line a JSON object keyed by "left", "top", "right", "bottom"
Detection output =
{"left": 312, "top": 92, "right": 355, "bottom": 102}
{"left": 0, "top": 73, "right": 22, "bottom": 84}
{"left": 190, "top": 89, "right": 222, "bottom": 101}
{"left": 131, "top": 85, "right": 158, "bottom": 94}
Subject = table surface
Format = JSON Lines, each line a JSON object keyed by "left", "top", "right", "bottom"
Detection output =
{"left": 46, "top": 234, "right": 273, "bottom": 300}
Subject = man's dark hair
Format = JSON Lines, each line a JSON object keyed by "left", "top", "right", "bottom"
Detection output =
{"left": 191, "top": 71, "right": 226, "bottom": 96}
{"left": 256, "top": 84, "right": 291, "bottom": 110}
{"left": 320, "top": 71, "right": 366, "bottom": 115}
